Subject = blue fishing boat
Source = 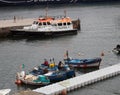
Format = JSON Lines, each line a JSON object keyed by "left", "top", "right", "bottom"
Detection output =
{"left": 64, "top": 51, "right": 102, "bottom": 68}
{"left": 30, "top": 64, "right": 75, "bottom": 82}
{"left": 64, "top": 58, "right": 102, "bottom": 68}
{"left": 44, "top": 64, "right": 75, "bottom": 82}
{"left": 15, "top": 60, "right": 75, "bottom": 85}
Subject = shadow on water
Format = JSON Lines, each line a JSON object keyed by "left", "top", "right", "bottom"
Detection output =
{"left": 7, "top": 34, "right": 78, "bottom": 42}
{"left": 16, "top": 78, "right": 70, "bottom": 91}
{"left": 75, "top": 67, "right": 99, "bottom": 74}
{"left": 16, "top": 83, "right": 47, "bottom": 91}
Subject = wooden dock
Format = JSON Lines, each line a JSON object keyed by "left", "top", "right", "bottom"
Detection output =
{"left": 33, "top": 63, "right": 120, "bottom": 95}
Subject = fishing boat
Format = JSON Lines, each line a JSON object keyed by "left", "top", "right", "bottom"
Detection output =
{"left": 64, "top": 51, "right": 102, "bottom": 68}
{"left": 15, "top": 60, "right": 75, "bottom": 85}
{"left": 15, "top": 71, "right": 50, "bottom": 86}
{"left": 64, "top": 58, "right": 102, "bottom": 68}
{"left": 29, "top": 63, "right": 75, "bottom": 82}
{"left": 10, "top": 15, "right": 80, "bottom": 37}
{"left": 112, "top": 44, "right": 120, "bottom": 55}
{"left": 44, "top": 64, "right": 75, "bottom": 82}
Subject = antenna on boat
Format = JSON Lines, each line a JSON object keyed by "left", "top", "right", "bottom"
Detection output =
{"left": 64, "top": 50, "right": 69, "bottom": 60}
{"left": 64, "top": 10, "right": 67, "bottom": 17}
{"left": 45, "top": 7, "right": 48, "bottom": 18}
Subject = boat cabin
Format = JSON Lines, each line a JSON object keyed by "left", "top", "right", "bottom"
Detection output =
{"left": 23, "top": 16, "right": 74, "bottom": 30}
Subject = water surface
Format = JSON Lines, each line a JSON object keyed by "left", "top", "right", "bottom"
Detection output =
{"left": 0, "top": 2, "right": 120, "bottom": 95}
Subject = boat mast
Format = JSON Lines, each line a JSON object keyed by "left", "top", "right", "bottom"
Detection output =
{"left": 66, "top": 50, "right": 69, "bottom": 60}
{"left": 64, "top": 10, "right": 66, "bottom": 17}
{"left": 45, "top": 7, "right": 48, "bottom": 18}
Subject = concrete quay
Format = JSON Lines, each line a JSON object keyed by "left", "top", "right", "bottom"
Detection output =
{"left": 0, "top": 18, "right": 34, "bottom": 37}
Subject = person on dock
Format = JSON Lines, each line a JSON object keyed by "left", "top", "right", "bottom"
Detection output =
{"left": 13, "top": 16, "right": 16, "bottom": 23}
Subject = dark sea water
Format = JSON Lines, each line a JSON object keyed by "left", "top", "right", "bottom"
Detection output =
{"left": 0, "top": 2, "right": 120, "bottom": 95}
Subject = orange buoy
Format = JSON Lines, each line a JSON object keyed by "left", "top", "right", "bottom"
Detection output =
{"left": 15, "top": 79, "right": 22, "bottom": 85}
{"left": 61, "top": 89, "right": 67, "bottom": 95}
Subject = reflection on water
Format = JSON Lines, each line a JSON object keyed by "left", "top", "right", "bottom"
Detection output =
{"left": 16, "top": 83, "right": 46, "bottom": 91}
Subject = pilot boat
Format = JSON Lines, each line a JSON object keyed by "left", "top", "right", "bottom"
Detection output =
{"left": 10, "top": 15, "right": 79, "bottom": 37}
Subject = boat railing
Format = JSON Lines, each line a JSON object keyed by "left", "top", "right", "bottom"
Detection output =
{"left": 38, "top": 15, "right": 67, "bottom": 20}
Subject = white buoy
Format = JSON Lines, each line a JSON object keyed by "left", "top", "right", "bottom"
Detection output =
{"left": 0, "top": 89, "right": 11, "bottom": 95}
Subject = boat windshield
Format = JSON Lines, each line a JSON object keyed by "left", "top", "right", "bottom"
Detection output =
{"left": 47, "top": 22, "right": 51, "bottom": 25}
{"left": 58, "top": 23, "right": 62, "bottom": 26}
{"left": 67, "top": 22, "right": 71, "bottom": 25}
{"left": 33, "top": 21, "right": 39, "bottom": 25}
{"left": 42, "top": 22, "right": 46, "bottom": 25}
{"left": 39, "top": 23, "right": 42, "bottom": 26}
{"left": 63, "top": 23, "right": 66, "bottom": 25}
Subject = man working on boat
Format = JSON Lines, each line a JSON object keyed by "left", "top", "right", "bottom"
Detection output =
{"left": 58, "top": 61, "right": 64, "bottom": 70}
{"left": 43, "top": 59, "right": 49, "bottom": 66}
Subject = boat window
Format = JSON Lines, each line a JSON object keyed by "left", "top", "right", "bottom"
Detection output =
{"left": 67, "top": 22, "right": 71, "bottom": 25}
{"left": 47, "top": 22, "right": 51, "bottom": 25}
{"left": 39, "top": 23, "right": 42, "bottom": 26}
{"left": 58, "top": 23, "right": 62, "bottom": 26}
{"left": 63, "top": 23, "right": 66, "bottom": 26}
{"left": 36, "top": 21, "right": 38, "bottom": 24}
{"left": 43, "top": 22, "right": 46, "bottom": 25}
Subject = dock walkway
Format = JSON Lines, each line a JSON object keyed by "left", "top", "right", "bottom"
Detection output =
{"left": 33, "top": 63, "right": 120, "bottom": 95}
{"left": 0, "top": 18, "right": 34, "bottom": 28}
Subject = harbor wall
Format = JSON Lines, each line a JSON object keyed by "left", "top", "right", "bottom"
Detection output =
{"left": 0, "top": 18, "right": 34, "bottom": 38}
{"left": 0, "top": 26, "right": 23, "bottom": 38}
{"left": 0, "top": 18, "right": 81, "bottom": 38}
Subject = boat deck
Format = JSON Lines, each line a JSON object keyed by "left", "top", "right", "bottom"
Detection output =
{"left": 33, "top": 63, "right": 120, "bottom": 95}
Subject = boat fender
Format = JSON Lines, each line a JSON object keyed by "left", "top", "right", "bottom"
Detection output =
{"left": 15, "top": 79, "right": 22, "bottom": 85}
{"left": 49, "top": 63, "right": 55, "bottom": 68}
{"left": 18, "top": 71, "right": 26, "bottom": 79}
